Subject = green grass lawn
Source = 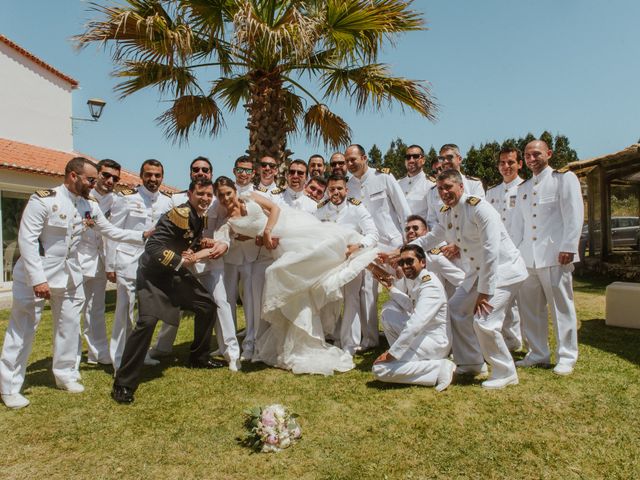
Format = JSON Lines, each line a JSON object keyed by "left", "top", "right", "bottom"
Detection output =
{"left": 1, "top": 275, "right": 639, "bottom": 479}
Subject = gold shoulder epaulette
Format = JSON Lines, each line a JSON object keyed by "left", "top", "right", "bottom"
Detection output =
{"left": 380, "top": 168, "right": 391, "bottom": 174}
{"left": 167, "top": 207, "right": 190, "bottom": 230}
{"left": 348, "top": 197, "right": 361, "bottom": 206}
{"left": 118, "top": 187, "right": 137, "bottom": 196}
{"left": 256, "top": 186, "right": 268, "bottom": 193}
{"left": 465, "top": 175, "right": 481, "bottom": 181}
{"left": 487, "top": 183, "right": 499, "bottom": 191}
{"left": 429, "top": 248, "right": 442, "bottom": 255}
{"left": 421, "top": 274, "right": 431, "bottom": 282}
{"left": 270, "top": 188, "right": 284, "bottom": 195}
{"left": 554, "top": 166, "right": 570, "bottom": 173}
{"left": 466, "top": 196, "right": 481, "bottom": 206}
{"left": 35, "top": 189, "right": 56, "bottom": 198}
{"left": 88, "top": 195, "right": 98, "bottom": 202}
{"left": 160, "top": 190, "right": 172, "bottom": 197}
{"left": 440, "top": 205, "right": 450, "bottom": 213}
{"left": 428, "top": 175, "right": 437, "bottom": 183}
{"left": 317, "top": 199, "right": 329, "bottom": 209}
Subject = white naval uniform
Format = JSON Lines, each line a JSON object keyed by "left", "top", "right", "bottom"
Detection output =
{"left": 510, "top": 166, "right": 583, "bottom": 368}
{"left": 0, "top": 185, "right": 144, "bottom": 395}
{"left": 151, "top": 197, "right": 238, "bottom": 364}
{"left": 373, "top": 269, "right": 451, "bottom": 386}
{"left": 105, "top": 186, "right": 173, "bottom": 368}
{"left": 413, "top": 194, "right": 528, "bottom": 379}
{"left": 279, "top": 187, "right": 317, "bottom": 214}
{"left": 423, "top": 247, "right": 465, "bottom": 298}
{"left": 425, "top": 174, "right": 485, "bottom": 230}
{"left": 77, "top": 188, "right": 115, "bottom": 364}
{"left": 347, "top": 168, "right": 411, "bottom": 348}
{"left": 315, "top": 197, "right": 379, "bottom": 354}
{"left": 398, "top": 170, "right": 434, "bottom": 220}
{"left": 486, "top": 177, "right": 525, "bottom": 351}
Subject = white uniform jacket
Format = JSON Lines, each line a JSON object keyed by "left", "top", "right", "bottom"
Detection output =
{"left": 13, "top": 185, "right": 144, "bottom": 289}
{"left": 511, "top": 166, "right": 584, "bottom": 268}
{"left": 398, "top": 171, "right": 434, "bottom": 220}
{"left": 315, "top": 197, "right": 379, "bottom": 248}
{"left": 278, "top": 187, "right": 317, "bottom": 214}
{"left": 424, "top": 247, "right": 465, "bottom": 290}
{"left": 170, "top": 190, "right": 188, "bottom": 207}
{"left": 486, "top": 177, "right": 523, "bottom": 238}
{"left": 387, "top": 269, "right": 449, "bottom": 360}
{"left": 77, "top": 189, "right": 115, "bottom": 278}
{"left": 347, "top": 168, "right": 411, "bottom": 248}
{"left": 413, "top": 194, "right": 527, "bottom": 295}
{"left": 426, "top": 174, "right": 485, "bottom": 229}
{"left": 105, "top": 186, "right": 173, "bottom": 279}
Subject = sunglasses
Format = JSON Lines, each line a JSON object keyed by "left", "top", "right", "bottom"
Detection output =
{"left": 437, "top": 154, "right": 456, "bottom": 162}
{"left": 84, "top": 176, "right": 97, "bottom": 184}
{"left": 234, "top": 167, "right": 253, "bottom": 174}
{"left": 191, "top": 166, "right": 211, "bottom": 173}
{"left": 288, "top": 169, "right": 306, "bottom": 177}
{"left": 397, "top": 257, "right": 417, "bottom": 267}
{"left": 330, "top": 161, "right": 346, "bottom": 167}
{"left": 405, "top": 153, "right": 423, "bottom": 160}
{"left": 100, "top": 171, "right": 120, "bottom": 183}
{"left": 404, "top": 225, "right": 421, "bottom": 232}
{"left": 260, "top": 162, "right": 277, "bottom": 169}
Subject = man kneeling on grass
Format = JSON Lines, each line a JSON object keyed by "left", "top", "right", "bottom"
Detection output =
{"left": 372, "top": 245, "right": 456, "bottom": 391}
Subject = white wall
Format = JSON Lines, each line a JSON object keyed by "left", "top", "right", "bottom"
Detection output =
{"left": 0, "top": 42, "right": 74, "bottom": 152}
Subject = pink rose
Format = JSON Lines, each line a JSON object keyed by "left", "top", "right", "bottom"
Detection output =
{"left": 266, "top": 435, "right": 278, "bottom": 445}
{"left": 262, "top": 411, "right": 277, "bottom": 427}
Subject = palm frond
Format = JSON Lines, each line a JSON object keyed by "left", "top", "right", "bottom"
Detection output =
{"left": 156, "top": 94, "right": 225, "bottom": 143}
{"left": 114, "top": 60, "right": 200, "bottom": 98}
{"left": 281, "top": 88, "right": 306, "bottom": 134}
{"left": 211, "top": 75, "right": 251, "bottom": 112}
{"left": 303, "top": 104, "right": 351, "bottom": 150}
{"left": 321, "top": 63, "right": 437, "bottom": 120}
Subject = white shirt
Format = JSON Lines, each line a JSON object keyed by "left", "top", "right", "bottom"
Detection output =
{"left": 105, "top": 185, "right": 173, "bottom": 279}
{"left": 413, "top": 194, "right": 527, "bottom": 295}
{"left": 78, "top": 188, "right": 115, "bottom": 278}
{"left": 511, "top": 166, "right": 584, "bottom": 268}
{"left": 398, "top": 171, "right": 434, "bottom": 220}
{"left": 386, "top": 268, "right": 449, "bottom": 360}
{"left": 315, "top": 197, "right": 379, "bottom": 248}
{"left": 426, "top": 174, "right": 485, "bottom": 230}
{"left": 347, "top": 168, "right": 411, "bottom": 249}
{"left": 486, "top": 177, "right": 524, "bottom": 238}
{"left": 278, "top": 187, "right": 317, "bottom": 214}
{"left": 13, "top": 185, "right": 143, "bottom": 289}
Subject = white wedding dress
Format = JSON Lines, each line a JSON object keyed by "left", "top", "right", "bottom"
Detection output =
{"left": 226, "top": 195, "right": 378, "bottom": 375}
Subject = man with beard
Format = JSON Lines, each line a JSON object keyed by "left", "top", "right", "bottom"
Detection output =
{"left": 275, "top": 160, "right": 317, "bottom": 213}
{"left": 105, "top": 159, "right": 173, "bottom": 369}
{"left": 398, "top": 144, "right": 434, "bottom": 220}
{"left": 315, "top": 174, "right": 379, "bottom": 354}
{"left": 77, "top": 159, "right": 122, "bottom": 366}
{"left": 373, "top": 245, "right": 455, "bottom": 391}
{"left": 308, "top": 154, "right": 326, "bottom": 178}
{"left": 0, "top": 158, "right": 147, "bottom": 409}
{"left": 111, "top": 180, "right": 226, "bottom": 404}
{"left": 255, "top": 156, "right": 281, "bottom": 194}
{"left": 329, "top": 152, "right": 348, "bottom": 178}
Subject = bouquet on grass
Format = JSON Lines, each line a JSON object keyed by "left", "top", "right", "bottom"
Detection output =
{"left": 244, "top": 404, "right": 302, "bottom": 453}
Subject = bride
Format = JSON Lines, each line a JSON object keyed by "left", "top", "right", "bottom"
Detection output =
{"left": 210, "top": 176, "right": 378, "bottom": 375}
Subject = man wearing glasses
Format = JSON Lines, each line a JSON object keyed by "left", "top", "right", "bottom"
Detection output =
{"left": 105, "top": 159, "right": 173, "bottom": 369}
{"left": 398, "top": 145, "right": 434, "bottom": 220}
{"left": 77, "top": 159, "right": 123, "bottom": 366}
{"left": 169, "top": 156, "right": 213, "bottom": 206}
{"left": 1, "top": 158, "right": 147, "bottom": 409}
{"left": 426, "top": 144, "right": 485, "bottom": 230}
{"left": 329, "top": 152, "right": 348, "bottom": 178}
{"left": 256, "top": 156, "right": 281, "bottom": 194}
{"left": 278, "top": 160, "right": 317, "bottom": 213}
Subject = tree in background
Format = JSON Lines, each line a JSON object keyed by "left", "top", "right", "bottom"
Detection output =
{"left": 368, "top": 144, "right": 383, "bottom": 169}
{"left": 75, "top": 0, "right": 436, "bottom": 166}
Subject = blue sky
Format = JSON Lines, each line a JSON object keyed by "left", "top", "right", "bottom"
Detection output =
{"left": 2, "top": 0, "right": 639, "bottom": 188}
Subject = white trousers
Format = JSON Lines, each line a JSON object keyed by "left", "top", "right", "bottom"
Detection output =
{"left": 1, "top": 280, "right": 84, "bottom": 394}
{"left": 110, "top": 275, "right": 136, "bottom": 369}
{"left": 250, "top": 257, "right": 270, "bottom": 341}
{"left": 501, "top": 297, "right": 523, "bottom": 351}
{"left": 360, "top": 270, "right": 380, "bottom": 348}
{"left": 372, "top": 358, "right": 450, "bottom": 386}
{"left": 519, "top": 264, "right": 578, "bottom": 366}
{"left": 319, "top": 273, "right": 364, "bottom": 354}
{"left": 224, "top": 262, "right": 256, "bottom": 355}
{"left": 78, "top": 270, "right": 110, "bottom": 363}
{"left": 154, "top": 269, "right": 240, "bottom": 362}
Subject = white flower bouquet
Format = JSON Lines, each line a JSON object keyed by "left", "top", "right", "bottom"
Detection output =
{"left": 243, "top": 404, "right": 302, "bottom": 453}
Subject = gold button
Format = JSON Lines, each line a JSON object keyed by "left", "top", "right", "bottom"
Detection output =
{"left": 476, "top": 267, "right": 480, "bottom": 271}
{"left": 454, "top": 214, "right": 458, "bottom": 218}
{"left": 470, "top": 257, "right": 475, "bottom": 261}
{"left": 456, "top": 227, "right": 459, "bottom": 230}
{"left": 533, "top": 237, "right": 537, "bottom": 241}
{"left": 463, "top": 248, "right": 467, "bottom": 252}
{"left": 502, "top": 217, "right": 506, "bottom": 221}
{"left": 457, "top": 238, "right": 461, "bottom": 242}
{"left": 533, "top": 191, "right": 537, "bottom": 195}
{"left": 533, "top": 225, "right": 537, "bottom": 229}
{"left": 533, "top": 214, "right": 537, "bottom": 217}
{"left": 533, "top": 203, "right": 537, "bottom": 207}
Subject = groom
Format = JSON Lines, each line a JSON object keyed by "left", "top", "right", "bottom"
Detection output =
{"left": 111, "top": 179, "right": 228, "bottom": 404}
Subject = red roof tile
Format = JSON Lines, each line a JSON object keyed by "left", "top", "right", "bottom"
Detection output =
{"left": 0, "top": 34, "right": 79, "bottom": 88}
{"left": 0, "top": 138, "right": 177, "bottom": 193}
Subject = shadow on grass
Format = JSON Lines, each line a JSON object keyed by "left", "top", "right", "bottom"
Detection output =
{"left": 580, "top": 319, "right": 640, "bottom": 366}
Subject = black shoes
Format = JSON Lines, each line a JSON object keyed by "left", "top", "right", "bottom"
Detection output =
{"left": 187, "top": 358, "right": 226, "bottom": 369}
{"left": 111, "top": 384, "right": 135, "bottom": 404}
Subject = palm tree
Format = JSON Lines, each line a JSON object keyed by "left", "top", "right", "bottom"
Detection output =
{"left": 75, "top": 0, "right": 436, "bottom": 164}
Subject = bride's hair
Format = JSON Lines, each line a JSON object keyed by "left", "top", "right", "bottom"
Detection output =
{"left": 213, "top": 176, "right": 236, "bottom": 193}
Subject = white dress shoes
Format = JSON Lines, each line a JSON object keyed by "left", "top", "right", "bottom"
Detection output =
{"left": 2, "top": 393, "right": 30, "bottom": 409}
{"left": 482, "top": 373, "right": 519, "bottom": 390}
{"left": 229, "top": 358, "right": 242, "bottom": 372}
{"left": 553, "top": 364, "right": 574, "bottom": 376}
{"left": 57, "top": 381, "right": 85, "bottom": 393}
{"left": 435, "top": 359, "right": 456, "bottom": 392}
